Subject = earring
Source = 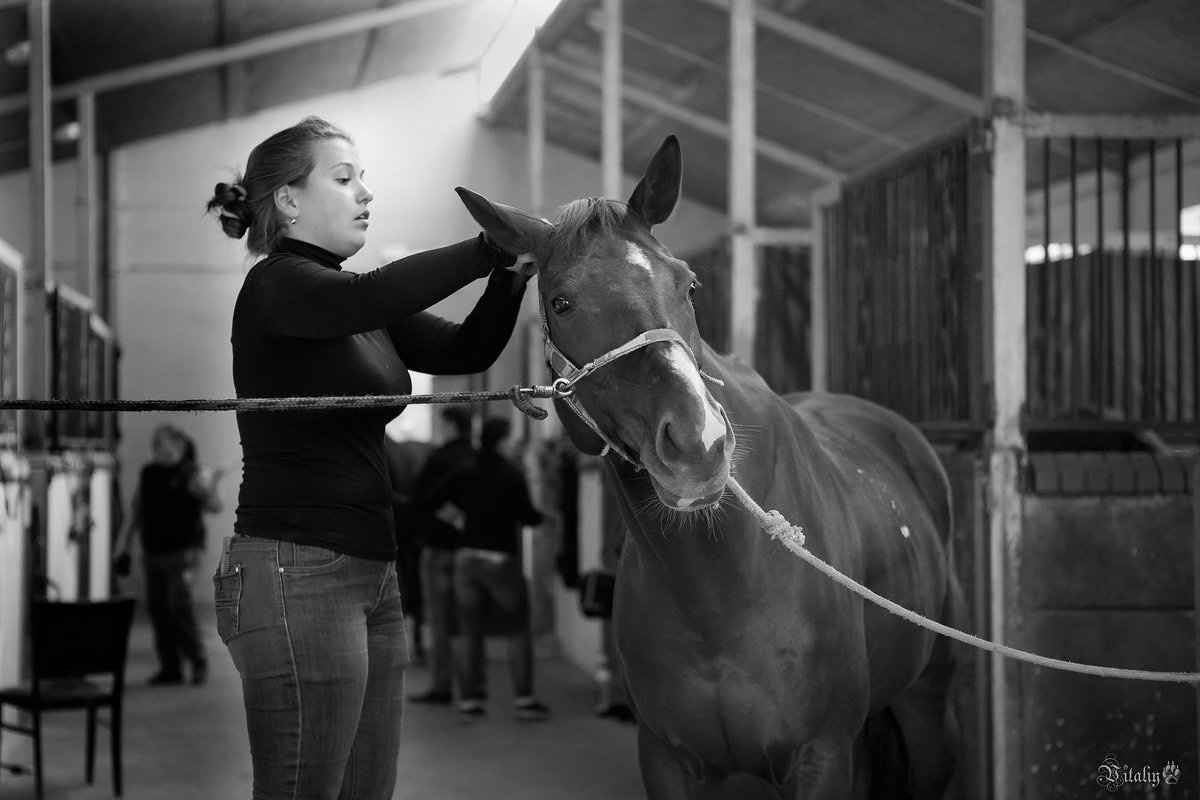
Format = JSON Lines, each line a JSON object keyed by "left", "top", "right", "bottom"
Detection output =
{"left": 289, "top": 217, "right": 297, "bottom": 225}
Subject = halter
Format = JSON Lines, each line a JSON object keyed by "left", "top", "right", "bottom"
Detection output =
{"left": 539, "top": 295, "right": 723, "bottom": 468}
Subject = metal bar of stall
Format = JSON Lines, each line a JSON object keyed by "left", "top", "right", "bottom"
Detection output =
{"left": 1175, "top": 139, "right": 1185, "bottom": 420}
{"left": 1042, "top": 140, "right": 1052, "bottom": 417}
{"left": 1096, "top": 138, "right": 1108, "bottom": 411}
{"left": 1122, "top": 140, "right": 1133, "bottom": 418}
{"left": 1069, "top": 137, "right": 1080, "bottom": 415}
{"left": 1149, "top": 143, "right": 1159, "bottom": 420}
{"left": 1195, "top": 142, "right": 1200, "bottom": 420}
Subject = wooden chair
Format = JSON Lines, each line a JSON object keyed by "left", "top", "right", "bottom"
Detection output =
{"left": 0, "top": 595, "right": 137, "bottom": 799}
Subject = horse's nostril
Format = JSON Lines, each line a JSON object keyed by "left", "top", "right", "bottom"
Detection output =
{"left": 659, "top": 419, "right": 675, "bottom": 449}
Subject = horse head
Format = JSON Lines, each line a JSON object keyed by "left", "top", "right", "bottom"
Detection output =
{"left": 456, "top": 136, "right": 735, "bottom": 511}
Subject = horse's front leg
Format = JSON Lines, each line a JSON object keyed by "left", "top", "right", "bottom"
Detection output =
{"left": 789, "top": 735, "right": 857, "bottom": 800}
{"left": 637, "top": 724, "right": 701, "bottom": 799}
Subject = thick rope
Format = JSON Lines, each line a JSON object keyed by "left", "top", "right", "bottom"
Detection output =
{"left": 8, "top": 384, "right": 1194, "bottom": 682}
{"left": 726, "top": 476, "right": 1200, "bottom": 685}
{"left": 0, "top": 385, "right": 558, "bottom": 420}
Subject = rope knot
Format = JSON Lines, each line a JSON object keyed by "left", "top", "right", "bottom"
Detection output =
{"left": 508, "top": 385, "right": 548, "bottom": 420}
{"left": 763, "top": 509, "right": 804, "bottom": 548}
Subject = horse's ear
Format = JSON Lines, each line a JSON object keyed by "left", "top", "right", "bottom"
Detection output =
{"left": 455, "top": 187, "right": 553, "bottom": 268}
{"left": 627, "top": 135, "right": 682, "bottom": 228}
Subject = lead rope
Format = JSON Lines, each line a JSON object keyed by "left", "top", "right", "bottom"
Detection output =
{"left": 726, "top": 476, "right": 1200, "bottom": 684}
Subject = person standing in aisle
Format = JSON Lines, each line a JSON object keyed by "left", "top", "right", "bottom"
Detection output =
{"left": 407, "top": 406, "right": 475, "bottom": 704}
{"left": 432, "top": 417, "right": 549, "bottom": 722}
{"left": 115, "top": 423, "right": 225, "bottom": 686}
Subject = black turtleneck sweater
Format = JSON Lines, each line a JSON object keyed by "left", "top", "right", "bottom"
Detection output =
{"left": 231, "top": 235, "right": 523, "bottom": 560}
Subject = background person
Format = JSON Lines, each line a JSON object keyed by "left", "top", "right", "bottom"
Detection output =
{"left": 205, "top": 115, "right": 533, "bottom": 800}
{"left": 432, "top": 416, "right": 548, "bottom": 722}
{"left": 407, "top": 405, "right": 475, "bottom": 704}
{"left": 114, "top": 423, "right": 225, "bottom": 686}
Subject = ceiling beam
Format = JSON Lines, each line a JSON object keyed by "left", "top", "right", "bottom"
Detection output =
{"left": 1020, "top": 112, "right": 1200, "bottom": 139}
{"left": 697, "top": 0, "right": 982, "bottom": 114}
{"left": 616, "top": 23, "right": 910, "bottom": 150}
{"left": 545, "top": 53, "right": 845, "bottom": 182}
{"left": 0, "top": 0, "right": 487, "bottom": 116}
{"left": 935, "top": 0, "right": 1200, "bottom": 108}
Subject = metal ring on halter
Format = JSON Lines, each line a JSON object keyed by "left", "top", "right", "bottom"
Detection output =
{"left": 552, "top": 377, "right": 575, "bottom": 398}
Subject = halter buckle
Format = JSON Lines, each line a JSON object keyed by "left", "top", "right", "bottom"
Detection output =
{"left": 551, "top": 377, "right": 575, "bottom": 398}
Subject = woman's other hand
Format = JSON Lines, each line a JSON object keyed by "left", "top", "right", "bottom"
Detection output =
{"left": 506, "top": 252, "right": 537, "bottom": 288}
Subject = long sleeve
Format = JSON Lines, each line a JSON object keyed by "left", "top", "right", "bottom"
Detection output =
{"left": 244, "top": 235, "right": 509, "bottom": 339}
{"left": 510, "top": 471, "right": 544, "bottom": 527}
{"left": 386, "top": 268, "right": 526, "bottom": 375}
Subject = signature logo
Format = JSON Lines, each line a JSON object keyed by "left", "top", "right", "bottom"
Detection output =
{"left": 1096, "top": 754, "right": 1180, "bottom": 792}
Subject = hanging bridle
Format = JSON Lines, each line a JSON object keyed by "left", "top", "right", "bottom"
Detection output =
{"left": 538, "top": 292, "right": 723, "bottom": 469}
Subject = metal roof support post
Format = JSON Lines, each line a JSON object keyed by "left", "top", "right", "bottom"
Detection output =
{"left": 601, "top": 0, "right": 622, "bottom": 200}
{"left": 524, "top": 39, "right": 556, "bottom": 443}
{"left": 76, "top": 92, "right": 98, "bottom": 308}
{"left": 23, "top": 0, "right": 50, "bottom": 452}
{"left": 808, "top": 183, "right": 840, "bottom": 393}
{"left": 729, "top": 0, "right": 756, "bottom": 366}
{"left": 983, "top": 0, "right": 1027, "bottom": 797}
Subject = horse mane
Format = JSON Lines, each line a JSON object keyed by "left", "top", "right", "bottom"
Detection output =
{"left": 549, "top": 197, "right": 630, "bottom": 264}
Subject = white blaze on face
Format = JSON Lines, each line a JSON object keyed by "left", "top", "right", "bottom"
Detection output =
{"left": 666, "top": 347, "right": 726, "bottom": 451}
{"left": 626, "top": 242, "right": 654, "bottom": 273}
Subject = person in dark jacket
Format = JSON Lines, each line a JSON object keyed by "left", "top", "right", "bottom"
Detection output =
{"left": 407, "top": 405, "right": 475, "bottom": 704}
{"left": 432, "top": 416, "right": 548, "bottom": 722}
{"left": 115, "top": 423, "right": 224, "bottom": 686}
{"left": 205, "top": 115, "right": 534, "bottom": 800}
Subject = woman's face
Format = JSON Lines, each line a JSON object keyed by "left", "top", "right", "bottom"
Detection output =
{"left": 287, "top": 138, "right": 374, "bottom": 259}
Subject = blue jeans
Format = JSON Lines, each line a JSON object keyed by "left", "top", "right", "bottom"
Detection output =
{"left": 213, "top": 535, "right": 409, "bottom": 800}
{"left": 144, "top": 549, "right": 205, "bottom": 677}
{"left": 454, "top": 551, "right": 534, "bottom": 702}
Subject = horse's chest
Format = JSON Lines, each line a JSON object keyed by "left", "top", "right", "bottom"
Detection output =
{"left": 616, "top": 596, "right": 860, "bottom": 774}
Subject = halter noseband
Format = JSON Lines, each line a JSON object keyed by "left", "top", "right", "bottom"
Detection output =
{"left": 539, "top": 297, "right": 723, "bottom": 468}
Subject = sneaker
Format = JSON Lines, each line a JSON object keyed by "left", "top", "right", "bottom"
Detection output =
{"left": 457, "top": 700, "right": 486, "bottom": 723}
{"left": 408, "top": 689, "right": 453, "bottom": 705}
{"left": 148, "top": 671, "right": 184, "bottom": 686}
{"left": 514, "top": 699, "right": 550, "bottom": 721}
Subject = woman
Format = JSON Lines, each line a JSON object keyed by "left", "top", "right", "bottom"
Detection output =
{"left": 114, "top": 423, "right": 224, "bottom": 686}
{"left": 205, "top": 116, "right": 532, "bottom": 800}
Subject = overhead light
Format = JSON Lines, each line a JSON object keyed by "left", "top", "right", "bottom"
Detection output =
{"left": 3, "top": 40, "right": 31, "bottom": 67}
{"left": 53, "top": 121, "right": 81, "bottom": 144}
{"left": 1182, "top": 204, "right": 1200, "bottom": 238}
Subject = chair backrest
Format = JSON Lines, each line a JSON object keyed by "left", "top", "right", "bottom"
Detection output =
{"left": 31, "top": 596, "right": 137, "bottom": 682}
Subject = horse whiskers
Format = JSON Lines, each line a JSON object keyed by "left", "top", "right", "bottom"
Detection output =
{"left": 730, "top": 441, "right": 755, "bottom": 469}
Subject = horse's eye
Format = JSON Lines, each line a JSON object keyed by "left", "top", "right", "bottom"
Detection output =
{"left": 688, "top": 279, "right": 700, "bottom": 299}
{"left": 551, "top": 296, "right": 572, "bottom": 315}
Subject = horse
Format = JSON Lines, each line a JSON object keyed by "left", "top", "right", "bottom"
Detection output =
{"left": 456, "top": 135, "right": 959, "bottom": 800}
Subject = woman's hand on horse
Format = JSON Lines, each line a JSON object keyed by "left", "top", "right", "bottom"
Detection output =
{"left": 506, "top": 252, "right": 538, "bottom": 287}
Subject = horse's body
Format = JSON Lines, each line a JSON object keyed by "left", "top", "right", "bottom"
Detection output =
{"left": 457, "top": 136, "right": 959, "bottom": 799}
{"left": 611, "top": 349, "right": 957, "bottom": 799}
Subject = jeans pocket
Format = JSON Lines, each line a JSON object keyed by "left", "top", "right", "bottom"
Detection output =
{"left": 279, "top": 542, "right": 348, "bottom": 574}
{"left": 213, "top": 541, "right": 243, "bottom": 643}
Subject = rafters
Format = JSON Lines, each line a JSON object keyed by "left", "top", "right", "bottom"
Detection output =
{"left": 544, "top": 52, "right": 845, "bottom": 183}
{"left": 0, "top": 0, "right": 487, "bottom": 116}
{"left": 935, "top": 0, "right": 1200, "bottom": 107}
{"left": 697, "top": 0, "right": 983, "bottom": 114}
